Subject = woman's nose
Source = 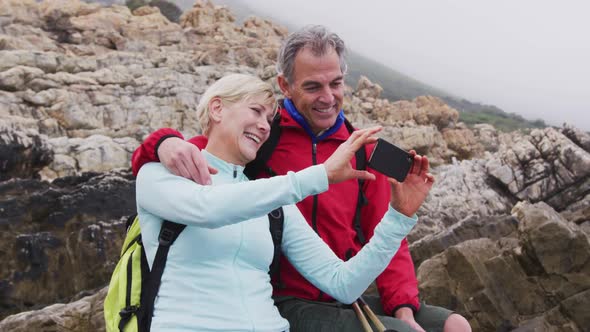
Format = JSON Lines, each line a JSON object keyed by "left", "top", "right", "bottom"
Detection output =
{"left": 258, "top": 117, "right": 270, "bottom": 132}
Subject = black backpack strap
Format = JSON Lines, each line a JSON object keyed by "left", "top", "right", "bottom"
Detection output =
{"left": 143, "top": 220, "right": 186, "bottom": 332}
{"left": 244, "top": 112, "right": 282, "bottom": 179}
{"left": 118, "top": 214, "right": 142, "bottom": 332}
{"left": 118, "top": 234, "right": 141, "bottom": 332}
{"left": 125, "top": 213, "right": 137, "bottom": 231}
{"left": 344, "top": 119, "right": 369, "bottom": 245}
{"left": 268, "top": 207, "right": 285, "bottom": 288}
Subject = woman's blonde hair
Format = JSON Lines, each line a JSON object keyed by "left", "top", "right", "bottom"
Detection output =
{"left": 197, "top": 74, "right": 277, "bottom": 136}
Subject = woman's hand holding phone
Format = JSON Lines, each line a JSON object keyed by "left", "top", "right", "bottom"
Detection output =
{"left": 324, "top": 126, "right": 382, "bottom": 184}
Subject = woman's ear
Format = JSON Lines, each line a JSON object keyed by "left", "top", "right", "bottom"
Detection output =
{"left": 208, "top": 97, "right": 223, "bottom": 124}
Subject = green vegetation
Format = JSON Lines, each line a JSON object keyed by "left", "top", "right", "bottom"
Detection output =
{"left": 346, "top": 52, "right": 548, "bottom": 132}
{"left": 458, "top": 109, "right": 547, "bottom": 132}
{"left": 125, "top": 0, "right": 182, "bottom": 22}
{"left": 444, "top": 98, "right": 548, "bottom": 132}
{"left": 346, "top": 51, "right": 448, "bottom": 101}
{"left": 125, "top": 0, "right": 146, "bottom": 11}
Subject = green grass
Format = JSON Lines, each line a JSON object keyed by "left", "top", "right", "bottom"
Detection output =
{"left": 346, "top": 54, "right": 548, "bottom": 132}
{"left": 346, "top": 51, "right": 449, "bottom": 101}
{"left": 458, "top": 111, "right": 547, "bottom": 132}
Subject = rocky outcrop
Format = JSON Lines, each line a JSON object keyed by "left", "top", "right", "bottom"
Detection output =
{"left": 411, "top": 158, "right": 514, "bottom": 242}
{"left": 41, "top": 135, "right": 138, "bottom": 180}
{"left": 417, "top": 201, "right": 590, "bottom": 331}
{"left": 486, "top": 127, "right": 590, "bottom": 211}
{"left": 561, "top": 123, "right": 590, "bottom": 153}
{"left": 410, "top": 127, "right": 590, "bottom": 330}
{"left": 0, "top": 0, "right": 474, "bottom": 177}
{"left": 347, "top": 77, "right": 485, "bottom": 165}
{"left": 0, "top": 125, "right": 53, "bottom": 181}
{"left": 561, "top": 193, "right": 590, "bottom": 235}
{"left": 0, "top": 287, "right": 107, "bottom": 332}
{"left": 0, "top": 0, "right": 288, "bottom": 179}
{"left": 472, "top": 123, "right": 500, "bottom": 152}
{"left": 0, "top": 171, "right": 134, "bottom": 318}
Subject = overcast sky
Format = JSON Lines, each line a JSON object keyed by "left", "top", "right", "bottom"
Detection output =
{"left": 220, "top": 0, "right": 590, "bottom": 131}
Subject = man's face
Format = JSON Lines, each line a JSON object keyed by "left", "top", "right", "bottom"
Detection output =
{"left": 278, "top": 47, "right": 344, "bottom": 134}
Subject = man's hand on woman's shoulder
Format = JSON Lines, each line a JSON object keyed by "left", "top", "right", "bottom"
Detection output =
{"left": 158, "top": 137, "right": 217, "bottom": 185}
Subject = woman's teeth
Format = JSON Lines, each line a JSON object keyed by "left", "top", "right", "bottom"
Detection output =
{"left": 244, "top": 133, "right": 260, "bottom": 143}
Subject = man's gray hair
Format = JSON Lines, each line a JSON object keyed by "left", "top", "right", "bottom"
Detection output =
{"left": 276, "top": 25, "right": 347, "bottom": 84}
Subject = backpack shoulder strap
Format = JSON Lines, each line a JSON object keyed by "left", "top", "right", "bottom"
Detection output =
{"left": 344, "top": 119, "right": 369, "bottom": 245}
{"left": 244, "top": 112, "right": 282, "bottom": 179}
{"left": 268, "top": 207, "right": 285, "bottom": 287}
{"left": 143, "top": 220, "right": 186, "bottom": 331}
{"left": 125, "top": 214, "right": 137, "bottom": 230}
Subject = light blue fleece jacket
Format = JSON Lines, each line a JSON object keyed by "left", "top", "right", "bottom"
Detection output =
{"left": 136, "top": 150, "right": 417, "bottom": 332}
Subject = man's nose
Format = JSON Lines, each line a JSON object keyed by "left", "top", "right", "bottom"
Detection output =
{"left": 317, "top": 86, "right": 335, "bottom": 105}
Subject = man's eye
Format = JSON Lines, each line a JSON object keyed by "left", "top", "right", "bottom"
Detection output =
{"left": 331, "top": 81, "right": 342, "bottom": 87}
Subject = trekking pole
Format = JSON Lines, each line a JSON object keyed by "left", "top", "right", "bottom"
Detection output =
{"left": 352, "top": 301, "right": 374, "bottom": 332}
{"left": 358, "top": 297, "right": 387, "bottom": 332}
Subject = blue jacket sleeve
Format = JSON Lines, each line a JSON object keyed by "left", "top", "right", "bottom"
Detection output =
{"left": 281, "top": 205, "right": 417, "bottom": 304}
{"left": 136, "top": 163, "right": 328, "bottom": 228}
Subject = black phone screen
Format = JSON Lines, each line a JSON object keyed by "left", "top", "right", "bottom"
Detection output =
{"left": 367, "top": 139, "right": 413, "bottom": 182}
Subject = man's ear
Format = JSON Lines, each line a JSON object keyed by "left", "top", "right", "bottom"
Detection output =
{"left": 277, "top": 75, "right": 292, "bottom": 99}
{"left": 208, "top": 97, "right": 223, "bottom": 123}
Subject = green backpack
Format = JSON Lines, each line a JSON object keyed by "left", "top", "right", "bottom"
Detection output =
{"left": 104, "top": 210, "right": 284, "bottom": 332}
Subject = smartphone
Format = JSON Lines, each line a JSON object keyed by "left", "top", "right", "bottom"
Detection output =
{"left": 368, "top": 138, "right": 414, "bottom": 182}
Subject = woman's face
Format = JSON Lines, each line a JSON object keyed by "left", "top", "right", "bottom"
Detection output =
{"left": 216, "top": 95, "right": 275, "bottom": 165}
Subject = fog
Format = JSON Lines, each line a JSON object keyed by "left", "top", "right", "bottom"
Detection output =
{"left": 214, "top": 0, "right": 590, "bottom": 131}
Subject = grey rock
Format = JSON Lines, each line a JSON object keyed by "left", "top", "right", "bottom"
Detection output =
{"left": 561, "top": 123, "right": 590, "bottom": 153}
{"left": 0, "top": 287, "right": 107, "bottom": 332}
{"left": 417, "top": 201, "right": 590, "bottom": 331}
{"left": 487, "top": 127, "right": 590, "bottom": 210}
{"left": 513, "top": 201, "right": 590, "bottom": 276}
{"left": 410, "top": 159, "right": 513, "bottom": 242}
{"left": 0, "top": 127, "right": 53, "bottom": 181}
{"left": 560, "top": 194, "right": 590, "bottom": 234}
{"left": 0, "top": 66, "right": 44, "bottom": 91}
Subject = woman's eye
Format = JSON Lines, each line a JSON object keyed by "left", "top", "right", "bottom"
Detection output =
{"left": 251, "top": 107, "right": 261, "bottom": 114}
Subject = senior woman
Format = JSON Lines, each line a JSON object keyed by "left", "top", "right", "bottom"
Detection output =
{"left": 136, "top": 73, "right": 431, "bottom": 331}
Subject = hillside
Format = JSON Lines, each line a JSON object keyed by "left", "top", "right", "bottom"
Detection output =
{"left": 206, "top": 0, "right": 548, "bottom": 132}
{"left": 345, "top": 50, "right": 549, "bottom": 132}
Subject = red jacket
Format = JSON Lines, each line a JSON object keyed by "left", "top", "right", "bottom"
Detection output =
{"left": 131, "top": 107, "right": 420, "bottom": 315}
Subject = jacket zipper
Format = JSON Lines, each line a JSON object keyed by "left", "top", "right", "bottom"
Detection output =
{"left": 311, "top": 143, "right": 318, "bottom": 234}
{"left": 233, "top": 164, "right": 254, "bottom": 328}
{"left": 312, "top": 142, "right": 324, "bottom": 301}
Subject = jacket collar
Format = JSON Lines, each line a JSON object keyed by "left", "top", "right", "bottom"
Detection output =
{"left": 202, "top": 150, "right": 246, "bottom": 179}
{"left": 280, "top": 98, "right": 349, "bottom": 142}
